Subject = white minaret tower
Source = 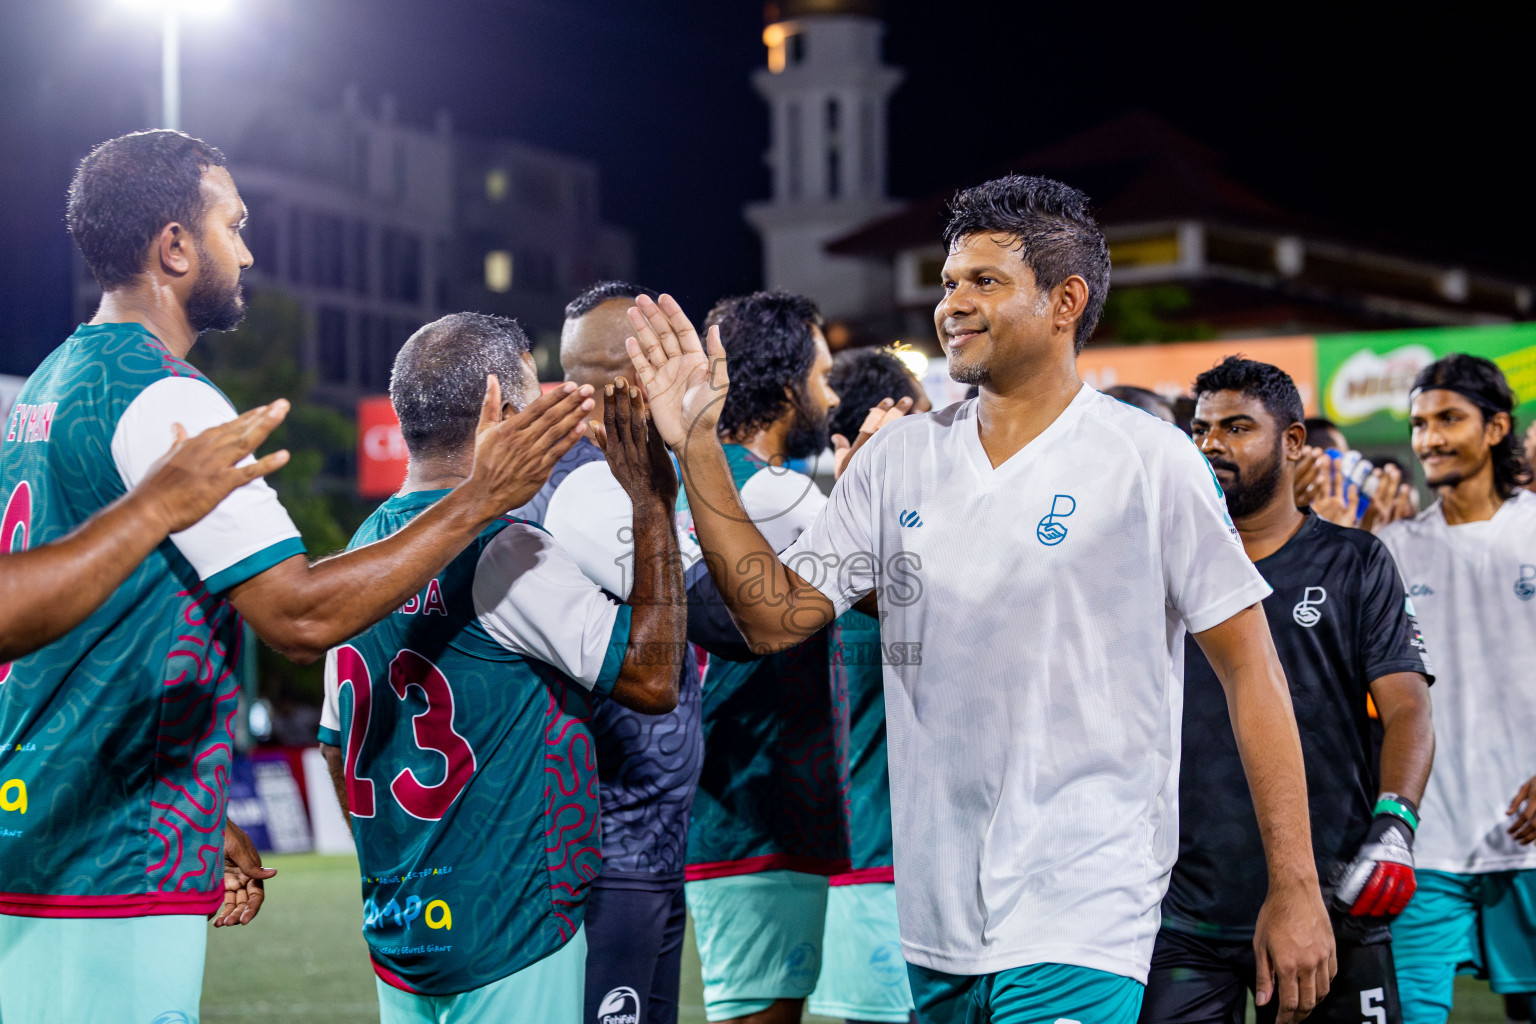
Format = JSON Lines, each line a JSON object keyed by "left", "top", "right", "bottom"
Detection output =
{"left": 745, "top": 0, "right": 903, "bottom": 322}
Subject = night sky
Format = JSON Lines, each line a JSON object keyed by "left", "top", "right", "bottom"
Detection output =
{"left": 2, "top": 0, "right": 1530, "bottom": 375}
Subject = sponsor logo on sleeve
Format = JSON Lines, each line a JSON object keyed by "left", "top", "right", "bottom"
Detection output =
{"left": 1292, "top": 586, "right": 1327, "bottom": 628}
{"left": 597, "top": 986, "right": 640, "bottom": 1024}
{"left": 1036, "top": 494, "right": 1076, "bottom": 546}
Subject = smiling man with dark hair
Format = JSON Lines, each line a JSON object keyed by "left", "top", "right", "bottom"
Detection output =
{"left": 625, "top": 173, "right": 1333, "bottom": 1024}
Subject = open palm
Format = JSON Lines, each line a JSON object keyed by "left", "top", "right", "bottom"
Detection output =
{"left": 623, "top": 293, "right": 729, "bottom": 449}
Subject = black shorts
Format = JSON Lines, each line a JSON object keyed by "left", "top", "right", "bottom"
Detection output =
{"left": 1139, "top": 925, "right": 1401, "bottom": 1024}
{"left": 583, "top": 877, "right": 688, "bottom": 1024}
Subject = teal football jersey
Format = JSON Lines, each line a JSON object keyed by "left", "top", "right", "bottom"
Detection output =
{"left": 0, "top": 323, "right": 304, "bottom": 917}
{"left": 829, "top": 607, "right": 893, "bottom": 879}
{"left": 319, "top": 490, "right": 631, "bottom": 996}
{"left": 681, "top": 445, "right": 850, "bottom": 879}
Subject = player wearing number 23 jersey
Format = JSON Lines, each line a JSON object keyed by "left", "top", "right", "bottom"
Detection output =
{"left": 318, "top": 312, "right": 686, "bottom": 1023}
{"left": 319, "top": 496, "right": 633, "bottom": 998}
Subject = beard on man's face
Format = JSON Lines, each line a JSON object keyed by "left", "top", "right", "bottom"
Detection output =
{"left": 187, "top": 238, "right": 246, "bottom": 333}
{"left": 782, "top": 391, "right": 833, "bottom": 460}
{"left": 1208, "top": 439, "right": 1284, "bottom": 519}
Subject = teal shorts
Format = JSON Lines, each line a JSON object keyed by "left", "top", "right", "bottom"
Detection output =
{"left": 907, "top": 960, "right": 1144, "bottom": 1024}
{"left": 1392, "top": 869, "right": 1536, "bottom": 1024}
{"left": 376, "top": 925, "right": 586, "bottom": 1024}
{"left": 809, "top": 882, "right": 915, "bottom": 1023}
{"left": 685, "top": 870, "right": 829, "bottom": 1021}
{"left": 0, "top": 912, "right": 207, "bottom": 1023}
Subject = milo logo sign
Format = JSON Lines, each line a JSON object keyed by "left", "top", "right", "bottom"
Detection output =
{"left": 1326, "top": 344, "right": 1435, "bottom": 424}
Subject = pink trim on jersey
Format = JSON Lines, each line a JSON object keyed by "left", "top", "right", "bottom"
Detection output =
{"left": 0, "top": 887, "right": 222, "bottom": 918}
{"left": 828, "top": 866, "right": 894, "bottom": 886}
{"left": 684, "top": 853, "right": 851, "bottom": 882}
{"left": 372, "top": 959, "right": 424, "bottom": 993}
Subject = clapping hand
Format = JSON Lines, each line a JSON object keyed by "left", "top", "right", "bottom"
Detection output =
{"left": 623, "top": 294, "right": 728, "bottom": 452}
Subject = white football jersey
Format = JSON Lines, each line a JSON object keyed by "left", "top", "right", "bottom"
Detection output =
{"left": 1378, "top": 488, "right": 1536, "bottom": 873}
{"left": 780, "top": 385, "right": 1270, "bottom": 981}
{"left": 538, "top": 458, "right": 703, "bottom": 599}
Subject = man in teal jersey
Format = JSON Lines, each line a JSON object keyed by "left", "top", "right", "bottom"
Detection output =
{"left": 316, "top": 312, "right": 686, "bottom": 1023}
{"left": 680, "top": 291, "right": 886, "bottom": 1024}
{"left": 0, "top": 130, "right": 593, "bottom": 1023}
{"left": 0, "top": 401, "right": 288, "bottom": 661}
{"left": 809, "top": 349, "right": 930, "bottom": 1024}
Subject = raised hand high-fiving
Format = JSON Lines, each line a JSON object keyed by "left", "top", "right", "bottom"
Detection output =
{"left": 623, "top": 293, "right": 728, "bottom": 451}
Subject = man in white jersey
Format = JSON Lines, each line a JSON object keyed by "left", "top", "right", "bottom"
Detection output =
{"left": 620, "top": 175, "right": 1335, "bottom": 1024}
{"left": 1375, "top": 354, "right": 1536, "bottom": 1024}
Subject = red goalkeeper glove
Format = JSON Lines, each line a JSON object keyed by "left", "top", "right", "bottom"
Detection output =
{"left": 1334, "top": 794, "right": 1419, "bottom": 919}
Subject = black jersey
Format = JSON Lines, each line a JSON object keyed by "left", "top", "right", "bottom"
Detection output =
{"left": 1163, "top": 513, "right": 1433, "bottom": 942}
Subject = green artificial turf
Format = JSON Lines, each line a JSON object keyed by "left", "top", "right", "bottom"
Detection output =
{"left": 201, "top": 853, "right": 1511, "bottom": 1024}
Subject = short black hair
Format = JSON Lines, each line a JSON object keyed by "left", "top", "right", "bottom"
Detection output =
{"left": 1103, "top": 385, "right": 1174, "bottom": 422}
{"left": 564, "top": 280, "right": 660, "bottom": 321}
{"left": 1192, "top": 356, "right": 1306, "bottom": 429}
{"left": 942, "top": 174, "right": 1111, "bottom": 352}
{"left": 66, "top": 130, "right": 228, "bottom": 291}
{"left": 1412, "top": 353, "right": 1532, "bottom": 499}
{"left": 1303, "top": 417, "right": 1344, "bottom": 450}
{"left": 705, "top": 290, "right": 823, "bottom": 439}
{"left": 390, "top": 313, "right": 532, "bottom": 460}
{"left": 828, "top": 348, "right": 922, "bottom": 441}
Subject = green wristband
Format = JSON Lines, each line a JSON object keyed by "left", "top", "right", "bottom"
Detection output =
{"left": 1374, "top": 796, "right": 1419, "bottom": 831}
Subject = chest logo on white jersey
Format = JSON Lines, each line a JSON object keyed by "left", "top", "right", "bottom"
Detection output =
{"left": 1293, "top": 586, "right": 1327, "bottom": 627}
{"left": 1516, "top": 564, "right": 1536, "bottom": 601}
{"left": 1036, "top": 494, "right": 1076, "bottom": 546}
{"left": 899, "top": 509, "right": 923, "bottom": 528}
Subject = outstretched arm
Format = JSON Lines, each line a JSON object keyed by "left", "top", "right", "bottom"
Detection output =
{"left": 230, "top": 379, "right": 594, "bottom": 664}
{"left": 595, "top": 377, "right": 687, "bottom": 713}
{"left": 1195, "top": 604, "right": 1336, "bottom": 1024}
{"left": 621, "top": 293, "right": 834, "bottom": 653}
{"left": 0, "top": 402, "right": 290, "bottom": 662}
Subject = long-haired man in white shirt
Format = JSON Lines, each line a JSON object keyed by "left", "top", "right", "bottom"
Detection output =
{"left": 1376, "top": 354, "right": 1536, "bottom": 1024}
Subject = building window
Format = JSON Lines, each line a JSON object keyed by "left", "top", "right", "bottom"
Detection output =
{"left": 287, "top": 207, "right": 305, "bottom": 285}
{"left": 350, "top": 134, "right": 370, "bottom": 192}
{"left": 789, "top": 32, "right": 805, "bottom": 65}
{"left": 313, "top": 214, "right": 346, "bottom": 290}
{"left": 787, "top": 102, "right": 802, "bottom": 200}
{"left": 242, "top": 192, "right": 278, "bottom": 272}
{"left": 318, "top": 306, "right": 349, "bottom": 385}
{"left": 860, "top": 100, "right": 876, "bottom": 190}
{"left": 381, "top": 229, "right": 422, "bottom": 303}
{"left": 825, "top": 98, "right": 841, "bottom": 199}
{"left": 485, "top": 168, "right": 509, "bottom": 203}
{"left": 349, "top": 222, "right": 371, "bottom": 296}
{"left": 392, "top": 141, "right": 408, "bottom": 198}
{"left": 485, "top": 250, "right": 513, "bottom": 293}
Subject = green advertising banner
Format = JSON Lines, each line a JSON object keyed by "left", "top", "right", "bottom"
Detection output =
{"left": 1316, "top": 323, "right": 1536, "bottom": 447}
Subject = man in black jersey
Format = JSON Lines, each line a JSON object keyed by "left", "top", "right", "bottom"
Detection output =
{"left": 1141, "top": 356, "right": 1437, "bottom": 1024}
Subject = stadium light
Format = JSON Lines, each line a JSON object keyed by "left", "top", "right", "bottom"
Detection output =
{"left": 120, "top": 0, "right": 232, "bottom": 131}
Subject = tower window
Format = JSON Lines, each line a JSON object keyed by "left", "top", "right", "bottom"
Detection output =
{"left": 826, "top": 99, "right": 842, "bottom": 199}
{"left": 787, "top": 102, "right": 803, "bottom": 200}
{"left": 789, "top": 32, "right": 805, "bottom": 65}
